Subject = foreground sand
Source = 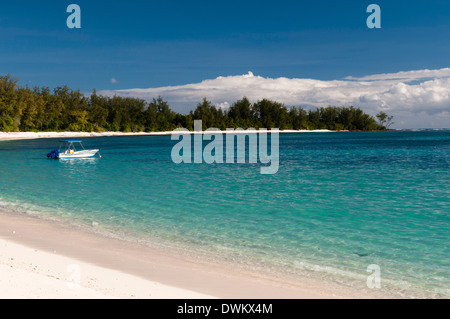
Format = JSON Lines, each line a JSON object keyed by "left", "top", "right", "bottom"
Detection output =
{"left": 1, "top": 211, "right": 348, "bottom": 299}
{"left": 0, "top": 238, "right": 216, "bottom": 299}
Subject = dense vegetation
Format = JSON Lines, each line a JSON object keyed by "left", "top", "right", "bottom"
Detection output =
{"left": 0, "top": 75, "right": 390, "bottom": 132}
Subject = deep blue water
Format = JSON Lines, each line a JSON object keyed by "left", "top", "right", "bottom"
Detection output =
{"left": 0, "top": 131, "right": 449, "bottom": 297}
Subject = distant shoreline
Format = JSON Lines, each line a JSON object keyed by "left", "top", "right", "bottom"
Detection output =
{"left": 0, "top": 129, "right": 339, "bottom": 141}
{"left": 2, "top": 129, "right": 446, "bottom": 142}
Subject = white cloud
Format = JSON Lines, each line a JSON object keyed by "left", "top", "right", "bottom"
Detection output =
{"left": 99, "top": 69, "right": 450, "bottom": 129}
{"left": 345, "top": 68, "right": 450, "bottom": 81}
{"left": 111, "top": 78, "right": 118, "bottom": 84}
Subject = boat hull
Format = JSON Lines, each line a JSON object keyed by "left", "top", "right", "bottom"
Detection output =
{"left": 59, "top": 149, "right": 99, "bottom": 159}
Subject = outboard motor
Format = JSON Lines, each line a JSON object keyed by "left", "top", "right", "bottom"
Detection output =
{"left": 47, "top": 150, "right": 60, "bottom": 160}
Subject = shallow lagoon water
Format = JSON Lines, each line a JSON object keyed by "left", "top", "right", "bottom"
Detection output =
{"left": 1, "top": 131, "right": 449, "bottom": 297}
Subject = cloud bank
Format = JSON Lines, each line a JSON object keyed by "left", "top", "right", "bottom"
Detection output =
{"left": 99, "top": 68, "right": 450, "bottom": 129}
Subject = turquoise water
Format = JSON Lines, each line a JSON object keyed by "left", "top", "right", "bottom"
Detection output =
{"left": 0, "top": 131, "right": 449, "bottom": 298}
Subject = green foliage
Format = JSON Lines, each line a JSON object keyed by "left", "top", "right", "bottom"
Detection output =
{"left": 0, "top": 75, "right": 389, "bottom": 132}
{"left": 193, "top": 98, "right": 227, "bottom": 130}
{"left": 376, "top": 111, "right": 394, "bottom": 129}
{"left": 145, "top": 97, "right": 176, "bottom": 132}
{"left": 0, "top": 116, "right": 14, "bottom": 132}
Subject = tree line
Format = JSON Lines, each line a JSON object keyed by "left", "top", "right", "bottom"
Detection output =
{"left": 0, "top": 75, "right": 391, "bottom": 132}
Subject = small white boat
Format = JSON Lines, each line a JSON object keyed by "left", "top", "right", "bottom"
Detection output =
{"left": 47, "top": 140, "right": 100, "bottom": 159}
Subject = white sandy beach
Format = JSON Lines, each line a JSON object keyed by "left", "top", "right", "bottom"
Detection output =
{"left": 0, "top": 129, "right": 334, "bottom": 141}
{"left": 0, "top": 131, "right": 161, "bottom": 141}
{"left": 0, "top": 238, "right": 214, "bottom": 299}
{"left": 0, "top": 211, "right": 346, "bottom": 299}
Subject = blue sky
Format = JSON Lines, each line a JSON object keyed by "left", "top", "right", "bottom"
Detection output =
{"left": 1, "top": 1, "right": 450, "bottom": 127}
{"left": 1, "top": 0, "right": 449, "bottom": 90}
